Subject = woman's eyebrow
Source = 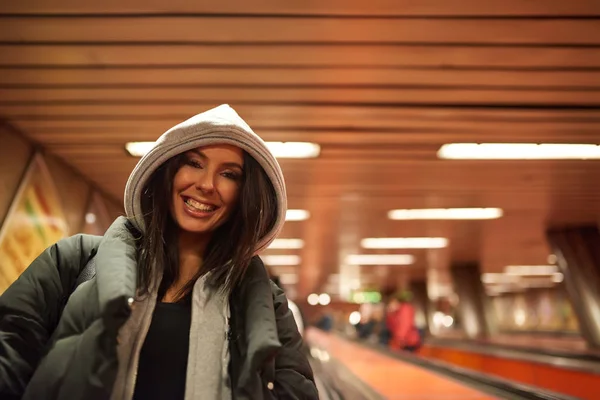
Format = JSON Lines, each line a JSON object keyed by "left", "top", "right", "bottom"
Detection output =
{"left": 189, "top": 149, "right": 244, "bottom": 170}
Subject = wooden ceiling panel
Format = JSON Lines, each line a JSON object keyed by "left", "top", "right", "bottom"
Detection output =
{"left": 24, "top": 130, "right": 600, "bottom": 147}
{"left": 1, "top": 68, "right": 598, "bottom": 88}
{"left": 1, "top": 45, "right": 599, "bottom": 69}
{"left": 7, "top": 105, "right": 600, "bottom": 140}
{"left": 1, "top": 0, "right": 599, "bottom": 16}
{"left": 2, "top": 87, "right": 600, "bottom": 105}
{"left": 6, "top": 104, "right": 599, "bottom": 121}
{"left": 2, "top": 5, "right": 600, "bottom": 298}
{"left": 2, "top": 17, "right": 600, "bottom": 45}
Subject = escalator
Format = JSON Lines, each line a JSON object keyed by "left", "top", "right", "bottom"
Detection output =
{"left": 306, "top": 329, "right": 584, "bottom": 400}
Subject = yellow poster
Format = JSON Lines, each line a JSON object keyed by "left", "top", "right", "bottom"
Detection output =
{"left": 0, "top": 154, "right": 68, "bottom": 293}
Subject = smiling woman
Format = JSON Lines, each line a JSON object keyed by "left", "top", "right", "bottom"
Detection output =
{"left": 173, "top": 146, "right": 245, "bottom": 234}
{"left": 0, "top": 104, "right": 318, "bottom": 400}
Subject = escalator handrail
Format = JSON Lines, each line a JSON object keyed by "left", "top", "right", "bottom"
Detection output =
{"left": 350, "top": 337, "right": 581, "bottom": 400}
{"left": 427, "top": 336, "right": 600, "bottom": 364}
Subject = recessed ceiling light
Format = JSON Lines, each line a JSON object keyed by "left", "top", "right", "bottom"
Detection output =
{"left": 361, "top": 237, "right": 448, "bottom": 249}
{"left": 482, "top": 270, "right": 564, "bottom": 285}
{"left": 125, "top": 141, "right": 320, "bottom": 159}
{"left": 346, "top": 254, "right": 415, "bottom": 265}
{"left": 504, "top": 265, "right": 559, "bottom": 276}
{"left": 265, "top": 142, "right": 321, "bottom": 158}
{"left": 388, "top": 208, "right": 503, "bottom": 220}
{"left": 125, "top": 142, "right": 156, "bottom": 157}
{"left": 85, "top": 213, "right": 97, "bottom": 224}
{"left": 261, "top": 255, "right": 301, "bottom": 266}
{"left": 318, "top": 293, "right": 331, "bottom": 305}
{"left": 285, "top": 209, "right": 310, "bottom": 221}
{"left": 438, "top": 143, "right": 600, "bottom": 160}
{"left": 268, "top": 239, "right": 304, "bottom": 249}
{"left": 481, "top": 273, "right": 519, "bottom": 284}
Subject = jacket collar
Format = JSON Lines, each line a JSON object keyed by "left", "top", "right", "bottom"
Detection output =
{"left": 95, "top": 216, "right": 138, "bottom": 322}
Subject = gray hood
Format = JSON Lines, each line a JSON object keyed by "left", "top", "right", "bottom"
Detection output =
{"left": 123, "top": 104, "right": 287, "bottom": 254}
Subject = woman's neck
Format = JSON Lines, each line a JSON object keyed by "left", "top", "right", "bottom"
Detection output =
{"left": 162, "top": 231, "right": 210, "bottom": 303}
{"left": 177, "top": 230, "right": 210, "bottom": 283}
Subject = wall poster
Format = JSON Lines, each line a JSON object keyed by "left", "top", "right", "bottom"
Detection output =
{"left": 0, "top": 153, "right": 69, "bottom": 293}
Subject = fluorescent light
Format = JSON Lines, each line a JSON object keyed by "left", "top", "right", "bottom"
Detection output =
{"left": 125, "top": 141, "right": 320, "bottom": 159}
{"left": 388, "top": 208, "right": 503, "bottom": 220}
{"left": 318, "top": 293, "right": 331, "bottom": 306}
{"left": 346, "top": 254, "right": 415, "bottom": 265}
{"left": 504, "top": 265, "right": 559, "bottom": 276}
{"left": 307, "top": 293, "right": 319, "bottom": 306}
{"left": 361, "top": 237, "right": 448, "bottom": 249}
{"left": 268, "top": 239, "right": 304, "bottom": 249}
{"left": 85, "top": 213, "right": 97, "bottom": 224}
{"left": 483, "top": 271, "right": 564, "bottom": 285}
{"left": 481, "top": 273, "right": 520, "bottom": 284}
{"left": 262, "top": 255, "right": 300, "bottom": 266}
{"left": 266, "top": 142, "right": 320, "bottom": 158}
{"left": 438, "top": 143, "right": 600, "bottom": 160}
{"left": 349, "top": 311, "right": 361, "bottom": 325}
{"left": 286, "top": 209, "right": 310, "bottom": 221}
{"left": 442, "top": 315, "right": 454, "bottom": 328}
{"left": 125, "top": 142, "right": 156, "bottom": 157}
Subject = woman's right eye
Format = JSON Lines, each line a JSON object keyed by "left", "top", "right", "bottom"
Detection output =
{"left": 186, "top": 159, "right": 202, "bottom": 168}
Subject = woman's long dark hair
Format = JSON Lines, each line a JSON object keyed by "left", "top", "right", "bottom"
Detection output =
{"left": 136, "top": 151, "right": 278, "bottom": 301}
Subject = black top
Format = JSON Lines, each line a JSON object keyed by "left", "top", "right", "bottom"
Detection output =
{"left": 132, "top": 299, "right": 192, "bottom": 400}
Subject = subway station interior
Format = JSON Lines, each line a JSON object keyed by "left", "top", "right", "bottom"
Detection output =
{"left": 1, "top": 1, "right": 600, "bottom": 399}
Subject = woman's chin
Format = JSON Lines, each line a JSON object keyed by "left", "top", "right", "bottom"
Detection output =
{"left": 178, "top": 221, "right": 212, "bottom": 236}
{"left": 177, "top": 214, "right": 225, "bottom": 236}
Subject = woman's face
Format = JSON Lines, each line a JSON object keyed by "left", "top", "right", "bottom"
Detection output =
{"left": 171, "top": 144, "right": 244, "bottom": 237}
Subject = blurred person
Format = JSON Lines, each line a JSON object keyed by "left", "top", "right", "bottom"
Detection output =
{"left": 386, "top": 291, "right": 422, "bottom": 352}
{"left": 378, "top": 300, "right": 393, "bottom": 346}
{"left": 315, "top": 310, "right": 334, "bottom": 332}
{"left": 0, "top": 105, "right": 318, "bottom": 400}
{"left": 355, "top": 303, "right": 383, "bottom": 340}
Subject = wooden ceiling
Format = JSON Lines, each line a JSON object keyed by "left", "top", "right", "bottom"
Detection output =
{"left": 2, "top": 1, "right": 600, "bottom": 300}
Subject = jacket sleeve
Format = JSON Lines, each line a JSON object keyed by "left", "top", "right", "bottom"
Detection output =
{"left": 270, "top": 282, "right": 319, "bottom": 399}
{"left": 0, "top": 234, "right": 97, "bottom": 399}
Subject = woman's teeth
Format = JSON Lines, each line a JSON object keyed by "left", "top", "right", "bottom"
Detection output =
{"left": 185, "top": 198, "right": 216, "bottom": 212}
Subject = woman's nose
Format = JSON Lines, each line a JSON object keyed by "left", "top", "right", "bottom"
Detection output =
{"left": 195, "top": 172, "right": 215, "bottom": 193}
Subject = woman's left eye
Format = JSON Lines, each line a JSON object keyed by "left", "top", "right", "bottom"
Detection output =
{"left": 222, "top": 171, "right": 240, "bottom": 180}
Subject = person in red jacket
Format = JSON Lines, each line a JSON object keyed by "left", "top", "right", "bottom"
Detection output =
{"left": 386, "top": 291, "right": 422, "bottom": 352}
